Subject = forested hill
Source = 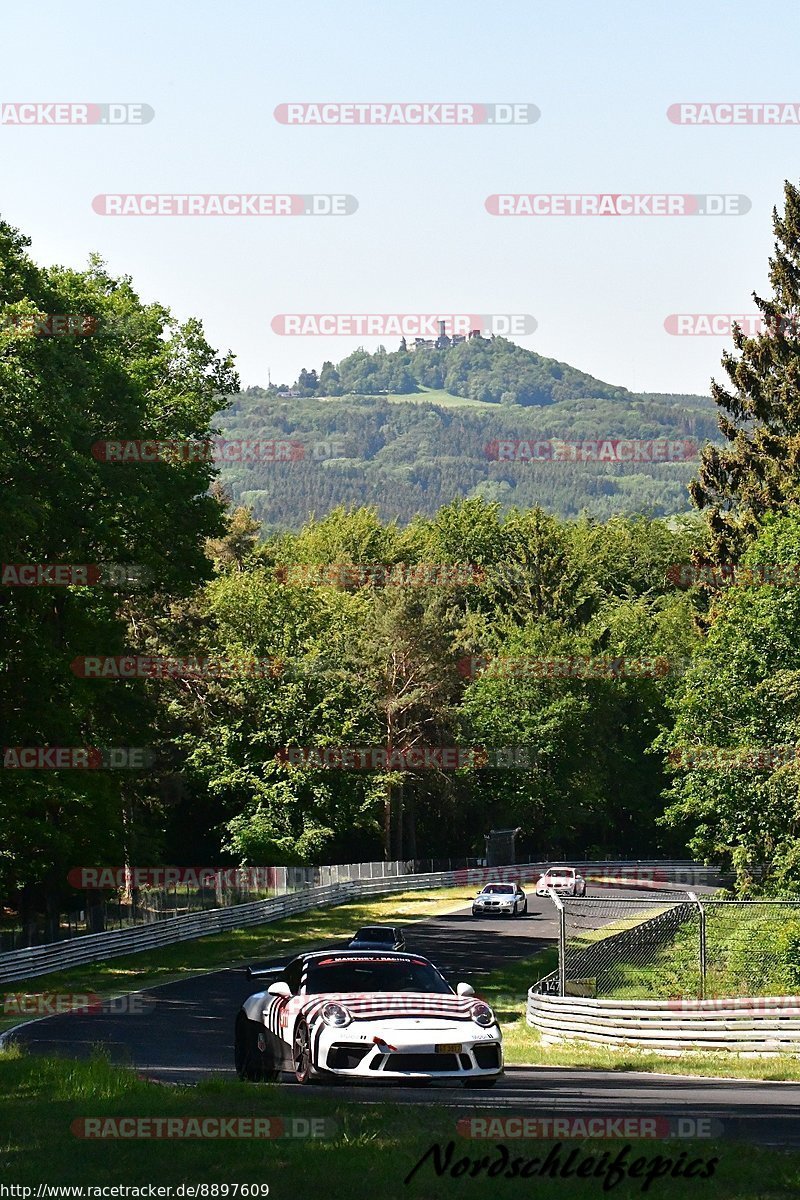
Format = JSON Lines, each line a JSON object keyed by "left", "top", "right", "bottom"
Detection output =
{"left": 216, "top": 339, "right": 718, "bottom": 530}
{"left": 276, "top": 336, "right": 633, "bottom": 406}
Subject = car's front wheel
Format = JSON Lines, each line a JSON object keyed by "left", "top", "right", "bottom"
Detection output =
{"left": 235, "top": 1012, "right": 279, "bottom": 1082}
{"left": 293, "top": 1020, "right": 314, "bottom": 1084}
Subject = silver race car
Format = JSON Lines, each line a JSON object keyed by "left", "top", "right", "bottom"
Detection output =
{"left": 471, "top": 881, "right": 528, "bottom": 918}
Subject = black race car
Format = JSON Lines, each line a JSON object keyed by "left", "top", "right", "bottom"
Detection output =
{"left": 347, "top": 924, "right": 406, "bottom": 951}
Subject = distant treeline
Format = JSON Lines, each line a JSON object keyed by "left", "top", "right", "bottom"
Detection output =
{"left": 218, "top": 389, "right": 719, "bottom": 529}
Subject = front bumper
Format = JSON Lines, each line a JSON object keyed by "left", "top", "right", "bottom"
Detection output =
{"left": 472, "top": 901, "right": 515, "bottom": 913}
{"left": 318, "top": 1023, "right": 503, "bottom": 1080}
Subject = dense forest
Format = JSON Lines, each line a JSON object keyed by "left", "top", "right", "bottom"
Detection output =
{"left": 218, "top": 384, "right": 719, "bottom": 529}
{"left": 4, "top": 181, "right": 800, "bottom": 935}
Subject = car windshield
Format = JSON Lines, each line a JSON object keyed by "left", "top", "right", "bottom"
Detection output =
{"left": 353, "top": 927, "right": 394, "bottom": 941}
{"left": 304, "top": 956, "right": 452, "bottom": 995}
{"left": 545, "top": 870, "right": 573, "bottom": 878}
{"left": 482, "top": 884, "right": 514, "bottom": 894}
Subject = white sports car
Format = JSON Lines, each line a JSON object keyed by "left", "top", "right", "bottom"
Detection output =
{"left": 535, "top": 866, "right": 587, "bottom": 897}
{"left": 235, "top": 949, "right": 503, "bottom": 1086}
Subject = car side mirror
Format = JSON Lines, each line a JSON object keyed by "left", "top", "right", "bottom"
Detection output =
{"left": 267, "top": 981, "right": 291, "bottom": 998}
{"left": 456, "top": 982, "right": 475, "bottom": 997}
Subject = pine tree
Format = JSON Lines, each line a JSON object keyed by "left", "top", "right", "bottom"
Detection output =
{"left": 691, "top": 180, "right": 800, "bottom": 562}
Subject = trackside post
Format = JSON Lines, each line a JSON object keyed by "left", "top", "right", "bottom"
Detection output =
{"left": 687, "top": 891, "right": 706, "bottom": 999}
{"left": 550, "top": 889, "right": 566, "bottom": 996}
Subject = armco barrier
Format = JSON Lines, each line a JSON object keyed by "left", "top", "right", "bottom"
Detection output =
{"left": 0, "top": 874, "right": 440, "bottom": 984}
{"left": 0, "top": 860, "right": 715, "bottom": 984}
{"left": 526, "top": 991, "right": 800, "bottom": 1054}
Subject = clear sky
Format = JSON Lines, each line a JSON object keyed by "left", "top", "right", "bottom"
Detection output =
{"left": 1, "top": 0, "right": 798, "bottom": 394}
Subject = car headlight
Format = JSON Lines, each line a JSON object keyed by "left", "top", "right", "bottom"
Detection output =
{"left": 471, "top": 1001, "right": 495, "bottom": 1027}
{"left": 321, "top": 1001, "right": 351, "bottom": 1027}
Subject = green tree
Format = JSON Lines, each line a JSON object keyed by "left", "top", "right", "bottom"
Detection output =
{"left": 318, "top": 360, "right": 341, "bottom": 395}
{"left": 348, "top": 587, "right": 461, "bottom": 859}
{"left": 661, "top": 514, "right": 800, "bottom": 890}
{"left": 0, "top": 221, "right": 238, "bottom": 935}
{"left": 461, "top": 589, "right": 694, "bottom": 858}
{"left": 167, "top": 567, "right": 382, "bottom": 865}
{"left": 691, "top": 180, "right": 800, "bottom": 563}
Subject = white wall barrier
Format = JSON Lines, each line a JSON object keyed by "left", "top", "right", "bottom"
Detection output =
{"left": 527, "top": 990, "right": 800, "bottom": 1055}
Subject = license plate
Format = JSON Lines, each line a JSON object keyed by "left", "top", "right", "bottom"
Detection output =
{"left": 436, "top": 1043, "right": 462, "bottom": 1053}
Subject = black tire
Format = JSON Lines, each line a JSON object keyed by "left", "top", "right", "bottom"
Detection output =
{"left": 293, "top": 1019, "right": 314, "bottom": 1084}
{"left": 235, "top": 1012, "right": 279, "bottom": 1082}
{"left": 522, "top": 898, "right": 528, "bottom": 914}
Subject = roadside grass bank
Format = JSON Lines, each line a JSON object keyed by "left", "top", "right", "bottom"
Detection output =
{"left": 0, "top": 885, "right": 473, "bottom": 1035}
{"left": 480, "top": 951, "right": 800, "bottom": 1081}
{"left": 1, "top": 1047, "right": 798, "bottom": 1198}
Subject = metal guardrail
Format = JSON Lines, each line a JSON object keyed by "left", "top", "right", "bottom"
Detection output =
{"left": 526, "top": 991, "right": 800, "bottom": 1054}
{"left": 0, "top": 860, "right": 716, "bottom": 985}
{"left": 0, "top": 872, "right": 457, "bottom": 984}
{"left": 0, "top": 859, "right": 427, "bottom": 952}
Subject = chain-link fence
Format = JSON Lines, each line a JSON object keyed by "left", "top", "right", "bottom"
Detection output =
{"left": 702, "top": 900, "right": 800, "bottom": 999}
{"left": 558, "top": 893, "right": 697, "bottom": 998}
{"left": 553, "top": 894, "right": 800, "bottom": 1000}
{"left": 2, "top": 856, "right": 499, "bottom": 949}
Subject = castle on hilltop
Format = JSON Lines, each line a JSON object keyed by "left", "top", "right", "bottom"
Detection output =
{"left": 401, "top": 320, "right": 487, "bottom": 352}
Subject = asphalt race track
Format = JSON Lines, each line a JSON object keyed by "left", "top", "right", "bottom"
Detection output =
{"left": 10, "top": 888, "right": 800, "bottom": 1148}
{"left": 10, "top": 894, "right": 561, "bottom": 1081}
